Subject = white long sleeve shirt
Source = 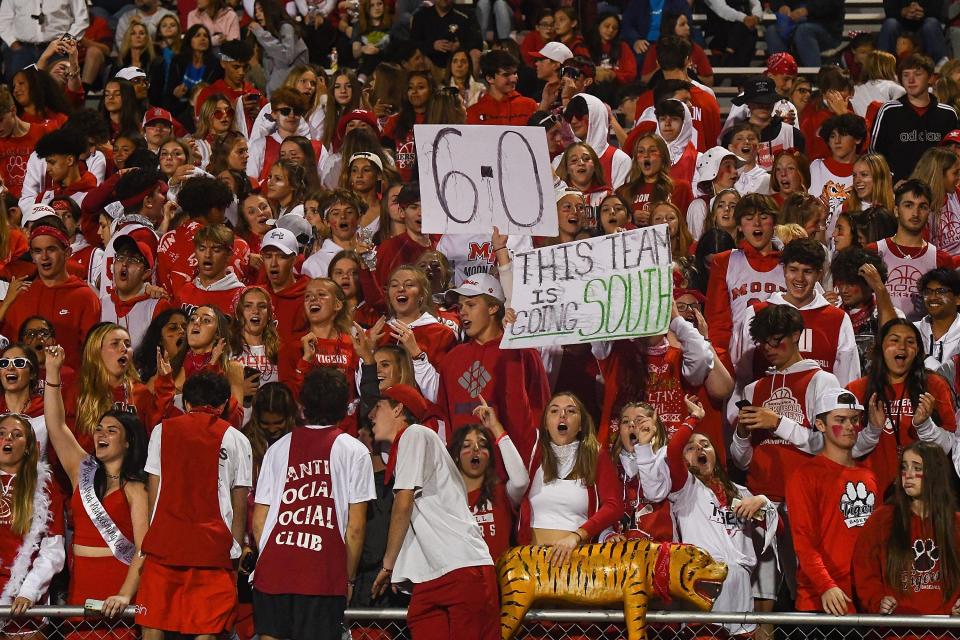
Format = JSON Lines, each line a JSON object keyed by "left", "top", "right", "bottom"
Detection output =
{"left": 0, "top": 0, "right": 88, "bottom": 46}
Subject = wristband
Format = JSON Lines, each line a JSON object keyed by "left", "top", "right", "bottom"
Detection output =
{"left": 44, "top": 380, "right": 62, "bottom": 388}
{"left": 495, "top": 432, "right": 509, "bottom": 445}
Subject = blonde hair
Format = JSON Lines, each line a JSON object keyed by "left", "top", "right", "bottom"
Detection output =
{"left": 194, "top": 94, "right": 236, "bottom": 141}
{"left": 386, "top": 265, "right": 436, "bottom": 317}
{"left": 775, "top": 223, "right": 808, "bottom": 244}
{"left": 539, "top": 393, "right": 600, "bottom": 485}
{"left": 609, "top": 402, "right": 667, "bottom": 461}
{"left": 77, "top": 324, "right": 140, "bottom": 436}
{"left": 618, "top": 134, "right": 674, "bottom": 205}
{"left": 1, "top": 415, "right": 38, "bottom": 536}
{"left": 651, "top": 201, "right": 693, "bottom": 257}
{"left": 861, "top": 50, "right": 898, "bottom": 83}
{"left": 912, "top": 147, "right": 959, "bottom": 216}
{"left": 231, "top": 287, "right": 280, "bottom": 364}
{"left": 556, "top": 143, "right": 606, "bottom": 190}
{"left": 849, "top": 152, "right": 895, "bottom": 212}
{"left": 283, "top": 65, "right": 324, "bottom": 115}
{"left": 308, "top": 278, "right": 353, "bottom": 334}
{"left": 119, "top": 19, "right": 157, "bottom": 65}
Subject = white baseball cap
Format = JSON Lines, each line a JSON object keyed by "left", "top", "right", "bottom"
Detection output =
{"left": 21, "top": 203, "right": 57, "bottom": 227}
{"left": 349, "top": 151, "right": 384, "bottom": 173}
{"left": 695, "top": 146, "right": 746, "bottom": 184}
{"left": 115, "top": 66, "right": 147, "bottom": 81}
{"left": 534, "top": 42, "right": 573, "bottom": 64}
{"left": 445, "top": 273, "right": 505, "bottom": 304}
{"left": 813, "top": 388, "right": 864, "bottom": 419}
{"left": 260, "top": 227, "right": 298, "bottom": 256}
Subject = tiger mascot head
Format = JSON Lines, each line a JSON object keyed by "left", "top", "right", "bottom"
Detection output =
{"left": 663, "top": 542, "right": 729, "bottom": 611}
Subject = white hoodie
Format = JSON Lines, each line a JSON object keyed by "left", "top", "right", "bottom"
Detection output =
{"left": 553, "top": 93, "right": 632, "bottom": 189}
{"left": 915, "top": 313, "right": 960, "bottom": 373}
{"left": 731, "top": 290, "right": 861, "bottom": 390}
{"left": 637, "top": 99, "right": 697, "bottom": 165}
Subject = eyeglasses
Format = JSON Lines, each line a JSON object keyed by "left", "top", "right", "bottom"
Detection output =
{"left": 274, "top": 106, "right": 296, "bottom": 117}
{"left": 676, "top": 301, "right": 701, "bottom": 312}
{"left": 213, "top": 108, "right": 235, "bottom": 120}
{"left": 754, "top": 335, "right": 787, "bottom": 349}
{"left": 0, "top": 358, "right": 30, "bottom": 370}
{"left": 923, "top": 287, "right": 954, "bottom": 298}
{"left": 114, "top": 254, "right": 146, "bottom": 267}
{"left": 22, "top": 329, "right": 51, "bottom": 340}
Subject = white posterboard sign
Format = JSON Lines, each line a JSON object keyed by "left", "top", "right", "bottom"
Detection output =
{"left": 501, "top": 225, "right": 674, "bottom": 349}
{"left": 414, "top": 124, "right": 559, "bottom": 237}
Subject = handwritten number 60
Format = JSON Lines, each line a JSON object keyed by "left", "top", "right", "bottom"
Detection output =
{"left": 431, "top": 127, "right": 545, "bottom": 228}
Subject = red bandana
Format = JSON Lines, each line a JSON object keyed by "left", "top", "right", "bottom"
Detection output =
{"left": 652, "top": 542, "right": 675, "bottom": 604}
{"left": 30, "top": 225, "right": 70, "bottom": 248}
{"left": 383, "top": 426, "right": 408, "bottom": 485}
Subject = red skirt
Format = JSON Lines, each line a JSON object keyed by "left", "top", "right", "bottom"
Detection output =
{"left": 135, "top": 557, "right": 237, "bottom": 634}
{"left": 66, "top": 554, "right": 137, "bottom": 640}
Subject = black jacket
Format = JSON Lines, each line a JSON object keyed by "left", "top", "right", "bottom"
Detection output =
{"left": 870, "top": 94, "right": 959, "bottom": 181}
{"left": 410, "top": 5, "right": 482, "bottom": 68}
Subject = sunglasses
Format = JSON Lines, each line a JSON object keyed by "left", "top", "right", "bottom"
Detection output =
{"left": 0, "top": 358, "right": 30, "bottom": 370}
{"left": 22, "top": 329, "right": 51, "bottom": 340}
{"left": 213, "top": 108, "right": 235, "bottom": 120}
{"left": 440, "top": 86, "right": 460, "bottom": 97}
{"left": 536, "top": 113, "right": 561, "bottom": 128}
{"left": 274, "top": 106, "right": 297, "bottom": 117}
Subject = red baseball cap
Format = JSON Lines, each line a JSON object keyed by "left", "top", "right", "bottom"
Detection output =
{"left": 142, "top": 107, "right": 174, "bottom": 128}
{"left": 113, "top": 235, "right": 155, "bottom": 270}
{"left": 942, "top": 129, "right": 960, "bottom": 146}
{"left": 379, "top": 384, "right": 430, "bottom": 422}
{"left": 765, "top": 52, "right": 798, "bottom": 77}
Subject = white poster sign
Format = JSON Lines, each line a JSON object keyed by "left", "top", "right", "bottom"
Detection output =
{"left": 501, "top": 225, "right": 674, "bottom": 349}
{"left": 414, "top": 124, "right": 559, "bottom": 237}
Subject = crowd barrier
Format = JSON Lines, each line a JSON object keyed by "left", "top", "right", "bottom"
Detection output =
{"left": 2, "top": 607, "right": 957, "bottom": 638}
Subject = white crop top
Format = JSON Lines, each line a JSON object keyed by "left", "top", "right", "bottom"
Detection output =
{"left": 528, "top": 466, "right": 589, "bottom": 531}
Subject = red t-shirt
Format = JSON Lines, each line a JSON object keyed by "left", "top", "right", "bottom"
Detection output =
{"left": 0, "top": 123, "right": 49, "bottom": 198}
{"left": 786, "top": 455, "right": 879, "bottom": 612}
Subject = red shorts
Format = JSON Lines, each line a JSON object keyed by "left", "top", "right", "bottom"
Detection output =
{"left": 135, "top": 557, "right": 237, "bottom": 634}
{"left": 407, "top": 565, "right": 499, "bottom": 640}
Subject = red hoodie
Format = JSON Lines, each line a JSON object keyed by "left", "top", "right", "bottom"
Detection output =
{"left": 466, "top": 91, "right": 538, "bottom": 126}
{"left": 3, "top": 276, "right": 101, "bottom": 371}
{"left": 268, "top": 275, "right": 308, "bottom": 348}
{"left": 853, "top": 505, "right": 960, "bottom": 614}
{"left": 436, "top": 336, "right": 550, "bottom": 467}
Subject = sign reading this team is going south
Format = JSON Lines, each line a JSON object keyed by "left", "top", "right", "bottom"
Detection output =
{"left": 414, "top": 124, "right": 558, "bottom": 237}
{"left": 501, "top": 225, "right": 674, "bottom": 349}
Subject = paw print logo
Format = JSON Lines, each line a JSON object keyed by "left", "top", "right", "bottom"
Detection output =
{"left": 839, "top": 480, "right": 875, "bottom": 527}
{"left": 458, "top": 360, "right": 490, "bottom": 398}
{"left": 913, "top": 538, "right": 940, "bottom": 572}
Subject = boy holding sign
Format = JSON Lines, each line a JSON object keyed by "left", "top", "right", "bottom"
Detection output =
{"left": 436, "top": 274, "right": 550, "bottom": 467}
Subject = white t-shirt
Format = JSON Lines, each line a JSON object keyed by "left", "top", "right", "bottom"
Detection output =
{"left": 146, "top": 424, "right": 253, "bottom": 559}
{"left": 392, "top": 424, "right": 493, "bottom": 584}
{"left": 254, "top": 425, "right": 376, "bottom": 545}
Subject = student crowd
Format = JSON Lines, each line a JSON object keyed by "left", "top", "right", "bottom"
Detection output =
{"left": 2, "top": 0, "right": 960, "bottom": 638}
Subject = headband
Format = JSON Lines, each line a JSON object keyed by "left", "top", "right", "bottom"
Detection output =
{"left": 119, "top": 180, "right": 167, "bottom": 210}
{"left": 30, "top": 225, "right": 70, "bottom": 248}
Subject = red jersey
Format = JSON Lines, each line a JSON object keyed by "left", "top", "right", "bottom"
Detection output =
{"left": 746, "top": 299, "right": 849, "bottom": 378}
{"left": 786, "top": 455, "right": 879, "bottom": 612}
{"left": 467, "top": 483, "right": 513, "bottom": 562}
{"left": 0, "top": 123, "right": 48, "bottom": 198}
{"left": 704, "top": 244, "right": 784, "bottom": 352}
{"left": 155, "top": 220, "right": 250, "bottom": 293}
{"left": 382, "top": 113, "right": 424, "bottom": 183}
{"left": 847, "top": 375, "right": 957, "bottom": 494}
{"left": 611, "top": 455, "right": 673, "bottom": 542}
{"left": 853, "top": 505, "right": 960, "bottom": 614}
{"left": 620, "top": 180, "right": 693, "bottom": 223}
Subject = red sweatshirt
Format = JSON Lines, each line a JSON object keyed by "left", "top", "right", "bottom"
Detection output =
{"left": 847, "top": 376, "right": 957, "bottom": 494}
{"left": 376, "top": 318, "right": 456, "bottom": 365}
{"left": 436, "top": 337, "right": 549, "bottom": 467}
{"left": 853, "top": 505, "right": 960, "bottom": 614}
{"left": 515, "top": 445, "right": 624, "bottom": 544}
{"left": 3, "top": 276, "right": 100, "bottom": 371}
{"left": 466, "top": 91, "right": 538, "bottom": 126}
{"left": 268, "top": 276, "right": 308, "bottom": 348}
{"left": 155, "top": 220, "right": 250, "bottom": 294}
{"left": 786, "top": 455, "right": 879, "bottom": 612}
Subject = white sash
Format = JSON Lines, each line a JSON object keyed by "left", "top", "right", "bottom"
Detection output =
{"left": 78, "top": 456, "right": 135, "bottom": 565}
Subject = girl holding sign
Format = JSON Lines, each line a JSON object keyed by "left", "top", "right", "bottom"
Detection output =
{"left": 45, "top": 343, "right": 149, "bottom": 623}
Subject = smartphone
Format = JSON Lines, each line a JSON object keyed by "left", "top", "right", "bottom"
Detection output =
{"left": 735, "top": 399, "right": 751, "bottom": 410}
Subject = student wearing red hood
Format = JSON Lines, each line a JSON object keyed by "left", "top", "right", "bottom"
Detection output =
{"left": 0, "top": 218, "right": 101, "bottom": 371}
{"left": 34, "top": 127, "right": 98, "bottom": 208}
{"left": 173, "top": 224, "right": 246, "bottom": 316}
{"left": 156, "top": 176, "right": 249, "bottom": 294}
{"left": 99, "top": 236, "right": 170, "bottom": 350}
{"left": 260, "top": 228, "right": 308, "bottom": 347}
{"left": 467, "top": 50, "right": 538, "bottom": 126}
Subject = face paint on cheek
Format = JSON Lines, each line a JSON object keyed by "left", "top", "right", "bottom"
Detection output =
{"left": 831, "top": 425, "right": 844, "bottom": 438}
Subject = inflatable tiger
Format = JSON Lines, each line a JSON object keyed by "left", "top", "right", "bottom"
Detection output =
{"left": 496, "top": 540, "right": 728, "bottom": 640}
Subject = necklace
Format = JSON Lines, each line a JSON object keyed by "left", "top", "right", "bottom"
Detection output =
{"left": 105, "top": 473, "right": 120, "bottom": 480}
{"left": 887, "top": 239, "right": 926, "bottom": 260}
{"left": 0, "top": 473, "right": 14, "bottom": 499}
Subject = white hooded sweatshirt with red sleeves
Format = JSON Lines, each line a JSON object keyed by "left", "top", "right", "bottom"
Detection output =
{"left": 731, "top": 290, "right": 861, "bottom": 389}
{"left": 552, "top": 93, "right": 631, "bottom": 190}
